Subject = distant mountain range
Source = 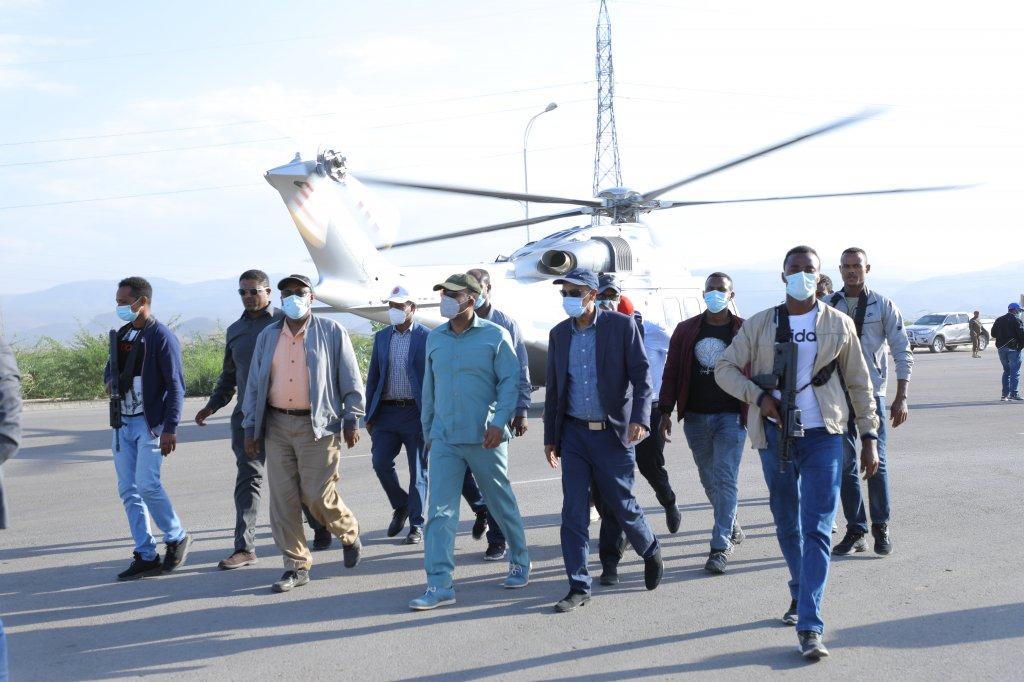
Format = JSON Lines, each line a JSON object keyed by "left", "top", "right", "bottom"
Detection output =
{"left": 1, "top": 265, "right": 1021, "bottom": 344}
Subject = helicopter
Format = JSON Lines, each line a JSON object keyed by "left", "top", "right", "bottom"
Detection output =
{"left": 263, "top": 108, "right": 958, "bottom": 383}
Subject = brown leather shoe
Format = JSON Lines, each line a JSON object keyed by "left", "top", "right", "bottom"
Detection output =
{"left": 218, "top": 550, "right": 257, "bottom": 570}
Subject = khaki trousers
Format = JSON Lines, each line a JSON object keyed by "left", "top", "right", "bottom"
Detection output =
{"left": 265, "top": 410, "right": 359, "bottom": 571}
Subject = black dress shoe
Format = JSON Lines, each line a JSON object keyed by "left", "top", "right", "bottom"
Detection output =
{"left": 404, "top": 528, "right": 423, "bottom": 545}
{"left": 343, "top": 538, "right": 362, "bottom": 568}
{"left": 599, "top": 566, "right": 619, "bottom": 586}
{"left": 644, "top": 547, "right": 664, "bottom": 590}
{"left": 272, "top": 569, "right": 310, "bottom": 593}
{"left": 554, "top": 591, "right": 591, "bottom": 613}
{"left": 665, "top": 505, "right": 682, "bottom": 534}
{"left": 388, "top": 507, "right": 410, "bottom": 538}
{"left": 311, "top": 527, "right": 333, "bottom": 551}
{"left": 471, "top": 511, "right": 488, "bottom": 540}
{"left": 872, "top": 523, "right": 893, "bottom": 556}
{"left": 117, "top": 552, "right": 163, "bottom": 581}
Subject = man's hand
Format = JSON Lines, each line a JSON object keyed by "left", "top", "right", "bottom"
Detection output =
{"left": 628, "top": 422, "right": 648, "bottom": 444}
{"left": 659, "top": 414, "right": 673, "bottom": 443}
{"left": 759, "top": 394, "right": 781, "bottom": 422}
{"left": 244, "top": 436, "right": 261, "bottom": 459}
{"left": 545, "top": 444, "right": 559, "bottom": 469}
{"left": 889, "top": 396, "right": 909, "bottom": 428}
{"left": 159, "top": 432, "right": 176, "bottom": 457}
{"left": 343, "top": 427, "right": 360, "bottom": 449}
{"left": 860, "top": 438, "right": 879, "bottom": 479}
{"left": 194, "top": 407, "right": 213, "bottom": 426}
{"left": 482, "top": 425, "right": 503, "bottom": 449}
{"left": 365, "top": 421, "right": 374, "bottom": 435}
{"left": 512, "top": 416, "right": 528, "bottom": 437}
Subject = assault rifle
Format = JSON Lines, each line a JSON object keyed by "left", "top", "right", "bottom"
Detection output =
{"left": 109, "top": 329, "right": 122, "bottom": 451}
{"left": 752, "top": 339, "right": 804, "bottom": 473}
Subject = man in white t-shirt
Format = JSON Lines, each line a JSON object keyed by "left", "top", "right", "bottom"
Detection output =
{"left": 714, "top": 246, "right": 879, "bottom": 661}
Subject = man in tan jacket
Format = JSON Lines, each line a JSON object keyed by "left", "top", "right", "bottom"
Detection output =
{"left": 715, "top": 245, "right": 879, "bottom": 660}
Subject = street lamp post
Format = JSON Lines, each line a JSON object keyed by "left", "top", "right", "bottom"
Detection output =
{"left": 523, "top": 102, "right": 557, "bottom": 242}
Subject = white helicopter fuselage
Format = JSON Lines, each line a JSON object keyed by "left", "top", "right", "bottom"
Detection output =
{"left": 265, "top": 153, "right": 712, "bottom": 384}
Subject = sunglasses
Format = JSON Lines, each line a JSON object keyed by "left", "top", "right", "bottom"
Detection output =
{"left": 559, "top": 289, "right": 590, "bottom": 298}
{"left": 238, "top": 288, "right": 270, "bottom": 296}
{"left": 280, "top": 288, "right": 310, "bottom": 298}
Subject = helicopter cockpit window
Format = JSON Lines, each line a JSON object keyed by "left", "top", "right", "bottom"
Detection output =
{"left": 663, "top": 298, "right": 683, "bottom": 327}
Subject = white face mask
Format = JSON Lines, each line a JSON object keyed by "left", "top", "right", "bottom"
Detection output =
{"left": 388, "top": 307, "right": 409, "bottom": 326}
{"left": 785, "top": 272, "right": 818, "bottom": 301}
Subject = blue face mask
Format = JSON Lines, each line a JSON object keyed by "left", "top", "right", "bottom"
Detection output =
{"left": 704, "top": 290, "right": 730, "bottom": 313}
{"left": 116, "top": 301, "right": 139, "bottom": 322}
{"left": 474, "top": 292, "right": 487, "bottom": 310}
{"left": 562, "top": 296, "right": 587, "bottom": 318}
{"left": 785, "top": 272, "right": 818, "bottom": 302}
{"left": 282, "top": 294, "right": 311, "bottom": 320}
{"left": 597, "top": 298, "right": 618, "bottom": 311}
{"left": 440, "top": 295, "right": 463, "bottom": 319}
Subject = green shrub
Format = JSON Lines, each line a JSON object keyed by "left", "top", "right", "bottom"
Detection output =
{"left": 181, "top": 332, "right": 226, "bottom": 397}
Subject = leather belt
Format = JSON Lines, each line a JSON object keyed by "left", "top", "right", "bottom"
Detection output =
{"left": 567, "top": 415, "right": 609, "bottom": 431}
{"left": 269, "top": 405, "right": 311, "bottom": 416}
{"left": 382, "top": 399, "right": 415, "bottom": 407}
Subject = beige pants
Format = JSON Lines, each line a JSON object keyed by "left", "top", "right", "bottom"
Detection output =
{"left": 265, "top": 410, "right": 359, "bottom": 570}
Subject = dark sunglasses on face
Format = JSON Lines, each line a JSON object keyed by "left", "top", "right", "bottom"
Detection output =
{"left": 280, "top": 288, "right": 310, "bottom": 298}
{"left": 238, "top": 288, "right": 270, "bottom": 296}
{"left": 559, "top": 289, "right": 589, "bottom": 298}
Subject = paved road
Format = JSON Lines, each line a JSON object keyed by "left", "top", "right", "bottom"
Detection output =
{"left": 3, "top": 350, "right": 1023, "bottom": 680}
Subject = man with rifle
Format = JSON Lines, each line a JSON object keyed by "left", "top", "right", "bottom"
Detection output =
{"left": 715, "top": 246, "right": 879, "bottom": 660}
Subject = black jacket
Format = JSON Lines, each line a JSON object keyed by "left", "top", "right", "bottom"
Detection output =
{"left": 991, "top": 312, "right": 1024, "bottom": 350}
{"left": 0, "top": 334, "right": 22, "bottom": 529}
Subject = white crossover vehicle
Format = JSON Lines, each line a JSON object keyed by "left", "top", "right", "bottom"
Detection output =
{"left": 906, "top": 312, "right": 994, "bottom": 353}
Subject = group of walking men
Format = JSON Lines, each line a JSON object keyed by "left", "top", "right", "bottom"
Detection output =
{"left": 102, "top": 242, "right": 915, "bottom": 659}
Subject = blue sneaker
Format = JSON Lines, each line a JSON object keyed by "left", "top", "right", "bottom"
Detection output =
{"left": 409, "top": 586, "right": 456, "bottom": 611}
{"left": 502, "top": 562, "right": 531, "bottom": 589}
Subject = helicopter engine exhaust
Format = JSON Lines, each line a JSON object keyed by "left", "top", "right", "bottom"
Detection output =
{"left": 537, "top": 237, "right": 632, "bottom": 276}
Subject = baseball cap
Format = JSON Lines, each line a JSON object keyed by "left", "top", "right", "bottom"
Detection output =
{"left": 1009, "top": 302, "right": 1022, "bottom": 311}
{"left": 597, "top": 273, "right": 621, "bottom": 294}
{"left": 277, "top": 274, "right": 313, "bottom": 291}
{"left": 432, "top": 273, "right": 482, "bottom": 294}
{"left": 552, "top": 268, "right": 599, "bottom": 290}
{"left": 382, "top": 284, "right": 414, "bottom": 305}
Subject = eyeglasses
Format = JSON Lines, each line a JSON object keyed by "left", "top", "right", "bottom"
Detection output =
{"left": 280, "top": 288, "right": 310, "bottom": 298}
{"left": 238, "top": 288, "right": 270, "bottom": 296}
{"left": 559, "top": 289, "right": 589, "bottom": 298}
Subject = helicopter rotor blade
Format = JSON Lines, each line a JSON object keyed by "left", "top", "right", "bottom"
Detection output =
{"left": 379, "top": 207, "right": 589, "bottom": 250}
{"left": 358, "top": 175, "right": 603, "bottom": 207}
{"left": 642, "top": 108, "right": 883, "bottom": 201}
{"left": 654, "top": 184, "right": 970, "bottom": 210}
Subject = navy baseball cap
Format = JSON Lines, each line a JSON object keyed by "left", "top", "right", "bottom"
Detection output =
{"left": 278, "top": 274, "right": 314, "bottom": 291}
{"left": 597, "top": 273, "right": 621, "bottom": 294}
{"left": 1009, "top": 302, "right": 1022, "bottom": 311}
{"left": 552, "top": 268, "right": 599, "bottom": 290}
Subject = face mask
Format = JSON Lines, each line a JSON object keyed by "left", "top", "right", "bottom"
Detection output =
{"left": 474, "top": 292, "right": 487, "bottom": 310}
{"left": 116, "top": 301, "right": 139, "bottom": 322}
{"left": 597, "top": 299, "right": 618, "bottom": 311}
{"left": 440, "top": 295, "right": 464, "bottom": 319}
{"left": 282, "top": 294, "right": 311, "bottom": 320}
{"left": 563, "top": 296, "right": 587, "bottom": 318}
{"left": 785, "top": 272, "right": 818, "bottom": 302}
{"left": 387, "top": 307, "right": 409, "bottom": 326}
{"left": 704, "top": 290, "right": 730, "bottom": 313}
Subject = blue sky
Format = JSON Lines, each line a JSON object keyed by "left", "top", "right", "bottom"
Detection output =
{"left": 2, "top": 0, "right": 1022, "bottom": 295}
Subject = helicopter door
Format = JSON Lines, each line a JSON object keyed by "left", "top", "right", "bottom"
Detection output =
{"left": 662, "top": 297, "right": 683, "bottom": 328}
{"left": 682, "top": 296, "right": 703, "bottom": 320}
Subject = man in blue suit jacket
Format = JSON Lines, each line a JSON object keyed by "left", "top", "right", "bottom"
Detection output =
{"left": 366, "top": 285, "right": 430, "bottom": 544}
{"left": 544, "top": 268, "right": 664, "bottom": 613}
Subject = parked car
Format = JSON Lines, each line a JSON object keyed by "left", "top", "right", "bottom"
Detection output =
{"left": 906, "top": 312, "right": 994, "bottom": 353}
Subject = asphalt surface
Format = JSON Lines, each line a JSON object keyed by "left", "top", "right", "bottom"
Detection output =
{"left": 3, "top": 349, "right": 1023, "bottom": 680}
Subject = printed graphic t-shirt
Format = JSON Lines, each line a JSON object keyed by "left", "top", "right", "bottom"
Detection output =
{"left": 118, "top": 328, "right": 145, "bottom": 416}
{"left": 686, "top": 316, "right": 742, "bottom": 414}
{"left": 771, "top": 307, "right": 825, "bottom": 429}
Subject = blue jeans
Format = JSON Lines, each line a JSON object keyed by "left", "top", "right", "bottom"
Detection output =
{"left": 841, "top": 397, "right": 889, "bottom": 532}
{"left": 760, "top": 423, "right": 842, "bottom": 635}
{"left": 370, "top": 405, "right": 428, "bottom": 529}
{"left": 424, "top": 441, "right": 529, "bottom": 589}
{"left": 998, "top": 347, "right": 1022, "bottom": 397}
{"left": 113, "top": 415, "right": 186, "bottom": 561}
{"left": 683, "top": 411, "right": 746, "bottom": 551}
{"left": 560, "top": 420, "right": 658, "bottom": 594}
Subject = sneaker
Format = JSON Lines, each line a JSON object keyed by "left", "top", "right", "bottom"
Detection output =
{"left": 872, "top": 523, "right": 893, "bottom": 556}
{"left": 782, "top": 599, "right": 798, "bottom": 626}
{"left": 589, "top": 506, "right": 601, "bottom": 524}
{"left": 342, "top": 538, "right": 362, "bottom": 568}
{"left": 665, "top": 504, "right": 682, "bottom": 534}
{"left": 704, "top": 550, "right": 728, "bottom": 575}
{"left": 218, "top": 550, "right": 257, "bottom": 570}
{"left": 832, "top": 531, "right": 867, "bottom": 556}
{"left": 798, "top": 630, "right": 830, "bottom": 659}
{"left": 311, "top": 527, "right": 332, "bottom": 551}
{"left": 644, "top": 547, "right": 664, "bottom": 590}
{"left": 409, "top": 585, "right": 456, "bottom": 611}
{"left": 272, "top": 569, "right": 309, "bottom": 593}
{"left": 484, "top": 543, "right": 507, "bottom": 561}
{"left": 831, "top": 521, "right": 838, "bottom": 535}
{"left": 1010, "top": 394, "right": 1024, "bottom": 402}
{"left": 730, "top": 522, "right": 745, "bottom": 546}
{"left": 405, "top": 527, "right": 423, "bottom": 545}
{"left": 162, "top": 534, "right": 192, "bottom": 572}
{"left": 599, "top": 564, "right": 619, "bottom": 586}
{"left": 387, "top": 507, "right": 410, "bottom": 537}
{"left": 554, "top": 590, "right": 591, "bottom": 613}
{"left": 1001, "top": 395, "right": 1009, "bottom": 402}
{"left": 502, "top": 562, "right": 530, "bottom": 589}
{"left": 117, "top": 552, "right": 163, "bottom": 581}
{"left": 471, "top": 511, "right": 488, "bottom": 540}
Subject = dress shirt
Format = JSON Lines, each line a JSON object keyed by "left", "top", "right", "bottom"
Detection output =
{"left": 567, "top": 315, "right": 604, "bottom": 421}
{"left": 384, "top": 327, "right": 414, "bottom": 400}
{"left": 268, "top": 319, "right": 311, "bottom": 410}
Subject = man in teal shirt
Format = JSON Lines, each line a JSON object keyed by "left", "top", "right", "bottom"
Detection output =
{"left": 409, "top": 273, "right": 531, "bottom": 610}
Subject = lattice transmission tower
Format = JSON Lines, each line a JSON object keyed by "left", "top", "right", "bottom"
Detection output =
{"left": 592, "top": 0, "right": 622, "bottom": 199}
